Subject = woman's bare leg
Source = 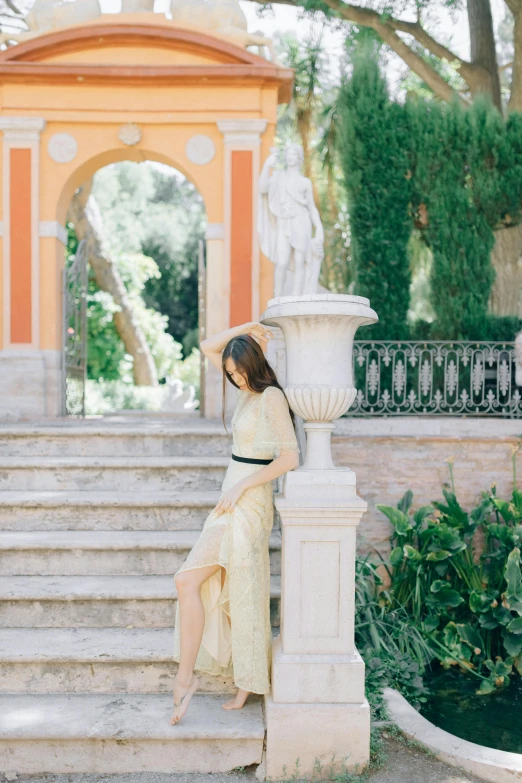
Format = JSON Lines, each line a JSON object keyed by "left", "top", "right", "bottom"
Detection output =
{"left": 170, "top": 563, "right": 223, "bottom": 725}
{"left": 222, "top": 599, "right": 250, "bottom": 710}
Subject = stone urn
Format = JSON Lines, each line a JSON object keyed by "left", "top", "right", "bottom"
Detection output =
{"left": 261, "top": 294, "right": 378, "bottom": 471}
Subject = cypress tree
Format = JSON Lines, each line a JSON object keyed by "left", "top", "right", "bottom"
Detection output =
{"left": 413, "top": 99, "right": 497, "bottom": 339}
{"left": 338, "top": 52, "right": 413, "bottom": 339}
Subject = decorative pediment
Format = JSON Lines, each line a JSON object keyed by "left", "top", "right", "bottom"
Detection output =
{"left": 0, "top": 19, "right": 293, "bottom": 101}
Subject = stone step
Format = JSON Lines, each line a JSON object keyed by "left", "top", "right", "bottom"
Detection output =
{"left": 0, "top": 530, "right": 282, "bottom": 576}
{"left": 0, "top": 421, "right": 231, "bottom": 457}
{"left": 0, "top": 456, "right": 228, "bottom": 492}
{"left": 0, "top": 490, "right": 220, "bottom": 530}
{"left": 0, "top": 627, "right": 239, "bottom": 694}
{"left": 0, "top": 692, "right": 264, "bottom": 774}
{"left": 0, "top": 574, "right": 281, "bottom": 628}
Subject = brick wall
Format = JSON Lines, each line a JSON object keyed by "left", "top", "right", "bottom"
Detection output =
{"left": 330, "top": 418, "right": 522, "bottom": 555}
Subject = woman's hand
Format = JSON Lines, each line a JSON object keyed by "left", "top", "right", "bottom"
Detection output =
{"left": 214, "top": 481, "right": 247, "bottom": 516}
{"left": 244, "top": 322, "right": 274, "bottom": 347}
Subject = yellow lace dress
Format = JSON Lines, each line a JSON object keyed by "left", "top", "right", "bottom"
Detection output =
{"left": 172, "top": 384, "right": 300, "bottom": 694}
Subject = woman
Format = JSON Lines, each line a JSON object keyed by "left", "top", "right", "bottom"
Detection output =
{"left": 170, "top": 321, "right": 300, "bottom": 725}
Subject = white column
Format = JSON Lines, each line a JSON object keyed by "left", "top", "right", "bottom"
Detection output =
{"left": 0, "top": 117, "right": 56, "bottom": 420}
{"left": 217, "top": 118, "right": 266, "bottom": 327}
{"left": 261, "top": 294, "right": 378, "bottom": 780}
{"left": 0, "top": 117, "right": 45, "bottom": 350}
{"left": 204, "top": 119, "right": 267, "bottom": 421}
{"left": 203, "top": 221, "right": 225, "bottom": 420}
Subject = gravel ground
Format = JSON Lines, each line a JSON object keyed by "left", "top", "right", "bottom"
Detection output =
{"left": 0, "top": 736, "right": 488, "bottom": 783}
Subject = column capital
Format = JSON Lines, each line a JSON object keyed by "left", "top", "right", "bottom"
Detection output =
{"left": 217, "top": 119, "right": 268, "bottom": 146}
{"left": 0, "top": 117, "right": 46, "bottom": 142}
{"left": 205, "top": 222, "right": 224, "bottom": 241}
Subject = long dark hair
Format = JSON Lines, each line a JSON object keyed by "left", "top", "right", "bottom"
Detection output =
{"left": 221, "top": 334, "right": 296, "bottom": 435}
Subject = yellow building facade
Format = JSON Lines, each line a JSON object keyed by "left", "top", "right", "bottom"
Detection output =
{"left": 0, "top": 12, "right": 292, "bottom": 418}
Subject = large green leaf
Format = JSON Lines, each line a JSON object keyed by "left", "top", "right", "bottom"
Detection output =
{"left": 488, "top": 524, "right": 517, "bottom": 548}
{"left": 389, "top": 546, "right": 404, "bottom": 566}
{"left": 492, "top": 499, "right": 516, "bottom": 525}
{"left": 478, "top": 610, "right": 499, "bottom": 630}
{"left": 427, "top": 581, "right": 464, "bottom": 609}
{"left": 376, "top": 505, "right": 413, "bottom": 537}
{"left": 469, "top": 589, "right": 498, "bottom": 614}
{"left": 413, "top": 505, "right": 434, "bottom": 527}
{"left": 503, "top": 547, "right": 522, "bottom": 612}
{"left": 434, "top": 489, "right": 470, "bottom": 530}
{"left": 456, "top": 623, "right": 484, "bottom": 655}
{"left": 397, "top": 489, "right": 413, "bottom": 513}
{"left": 477, "top": 678, "right": 495, "bottom": 695}
{"left": 426, "top": 550, "right": 451, "bottom": 562}
{"left": 502, "top": 629, "right": 522, "bottom": 657}
{"left": 507, "top": 616, "right": 522, "bottom": 634}
{"left": 434, "top": 526, "right": 466, "bottom": 552}
{"left": 403, "top": 544, "right": 422, "bottom": 562}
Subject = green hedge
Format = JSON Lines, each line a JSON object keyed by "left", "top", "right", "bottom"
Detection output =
{"left": 338, "top": 53, "right": 522, "bottom": 342}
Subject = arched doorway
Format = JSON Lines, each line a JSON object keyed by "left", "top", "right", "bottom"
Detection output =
{"left": 0, "top": 13, "right": 293, "bottom": 419}
{"left": 63, "top": 157, "right": 206, "bottom": 417}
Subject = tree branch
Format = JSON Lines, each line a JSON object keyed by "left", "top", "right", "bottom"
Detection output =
{"left": 247, "top": 0, "right": 469, "bottom": 103}
{"left": 320, "top": 0, "right": 468, "bottom": 103}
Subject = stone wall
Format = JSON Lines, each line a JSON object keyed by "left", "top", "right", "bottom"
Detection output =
{"left": 331, "top": 418, "right": 522, "bottom": 555}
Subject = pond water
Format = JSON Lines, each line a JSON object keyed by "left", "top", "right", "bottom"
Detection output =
{"left": 420, "top": 666, "right": 522, "bottom": 753}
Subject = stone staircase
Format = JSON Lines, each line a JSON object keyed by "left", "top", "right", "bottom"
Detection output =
{"left": 0, "top": 417, "right": 280, "bottom": 776}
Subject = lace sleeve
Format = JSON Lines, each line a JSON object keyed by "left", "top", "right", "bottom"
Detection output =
{"left": 253, "top": 386, "right": 300, "bottom": 458}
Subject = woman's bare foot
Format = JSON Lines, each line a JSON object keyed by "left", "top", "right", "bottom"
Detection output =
{"left": 222, "top": 688, "right": 250, "bottom": 710}
{"left": 170, "top": 673, "right": 200, "bottom": 725}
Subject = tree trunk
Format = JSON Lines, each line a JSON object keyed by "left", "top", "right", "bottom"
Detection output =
{"left": 296, "top": 107, "right": 321, "bottom": 207}
{"left": 509, "top": 2, "right": 522, "bottom": 112}
{"left": 467, "top": 0, "right": 502, "bottom": 110}
{"left": 68, "top": 181, "right": 159, "bottom": 386}
{"left": 489, "top": 223, "right": 522, "bottom": 316}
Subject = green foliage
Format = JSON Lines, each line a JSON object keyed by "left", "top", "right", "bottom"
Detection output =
{"left": 412, "top": 99, "right": 497, "bottom": 339}
{"left": 92, "top": 161, "right": 205, "bottom": 359}
{"left": 85, "top": 347, "right": 201, "bottom": 415}
{"left": 377, "top": 460, "right": 522, "bottom": 695}
{"left": 338, "top": 50, "right": 522, "bottom": 339}
{"left": 354, "top": 556, "right": 432, "bottom": 717}
{"left": 338, "top": 51, "right": 412, "bottom": 339}
{"left": 67, "top": 160, "right": 202, "bottom": 385}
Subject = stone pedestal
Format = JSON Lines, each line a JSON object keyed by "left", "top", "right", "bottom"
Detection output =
{"left": 264, "top": 470, "right": 370, "bottom": 779}
{"left": 261, "top": 294, "right": 378, "bottom": 780}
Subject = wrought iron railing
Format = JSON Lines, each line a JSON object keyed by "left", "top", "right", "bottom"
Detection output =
{"left": 62, "top": 240, "right": 88, "bottom": 417}
{"left": 346, "top": 341, "right": 522, "bottom": 417}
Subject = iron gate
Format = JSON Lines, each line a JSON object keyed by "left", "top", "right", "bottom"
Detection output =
{"left": 62, "top": 239, "right": 88, "bottom": 417}
{"left": 198, "top": 237, "right": 206, "bottom": 416}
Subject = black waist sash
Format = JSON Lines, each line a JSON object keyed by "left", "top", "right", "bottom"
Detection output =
{"left": 232, "top": 453, "right": 273, "bottom": 465}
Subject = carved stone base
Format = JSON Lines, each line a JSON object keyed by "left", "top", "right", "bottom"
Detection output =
{"left": 264, "top": 693, "right": 370, "bottom": 780}
{"left": 271, "top": 635, "right": 365, "bottom": 704}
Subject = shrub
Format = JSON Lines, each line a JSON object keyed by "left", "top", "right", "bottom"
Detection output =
{"left": 377, "top": 449, "right": 522, "bottom": 695}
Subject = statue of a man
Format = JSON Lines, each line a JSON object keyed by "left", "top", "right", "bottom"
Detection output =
{"left": 258, "top": 143, "right": 324, "bottom": 297}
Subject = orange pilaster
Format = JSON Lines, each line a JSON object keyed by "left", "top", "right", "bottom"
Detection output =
{"left": 230, "top": 149, "right": 252, "bottom": 327}
{"left": 9, "top": 147, "right": 32, "bottom": 343}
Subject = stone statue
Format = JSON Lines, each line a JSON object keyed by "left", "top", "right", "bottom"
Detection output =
{"left": 0, "top": 0, "right": 101, "bottom": 45}
{"left": 120, "top": 0, "right": 155, "bottom": 11}
{"left": 170, "top": 0, "right": 274, "bottom": 57}
{"left": 258, "top": 143, "right": 325, "bottom": 297}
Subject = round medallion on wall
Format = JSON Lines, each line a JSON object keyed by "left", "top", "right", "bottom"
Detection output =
{"left": 47, "top": 133, "right": 78, "bottom": 164}
{"left": 119, "top": 123, "right": 142, "bottom": 146}
{"left": 185, "top": 135, "right": 216, "bottom": 165}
